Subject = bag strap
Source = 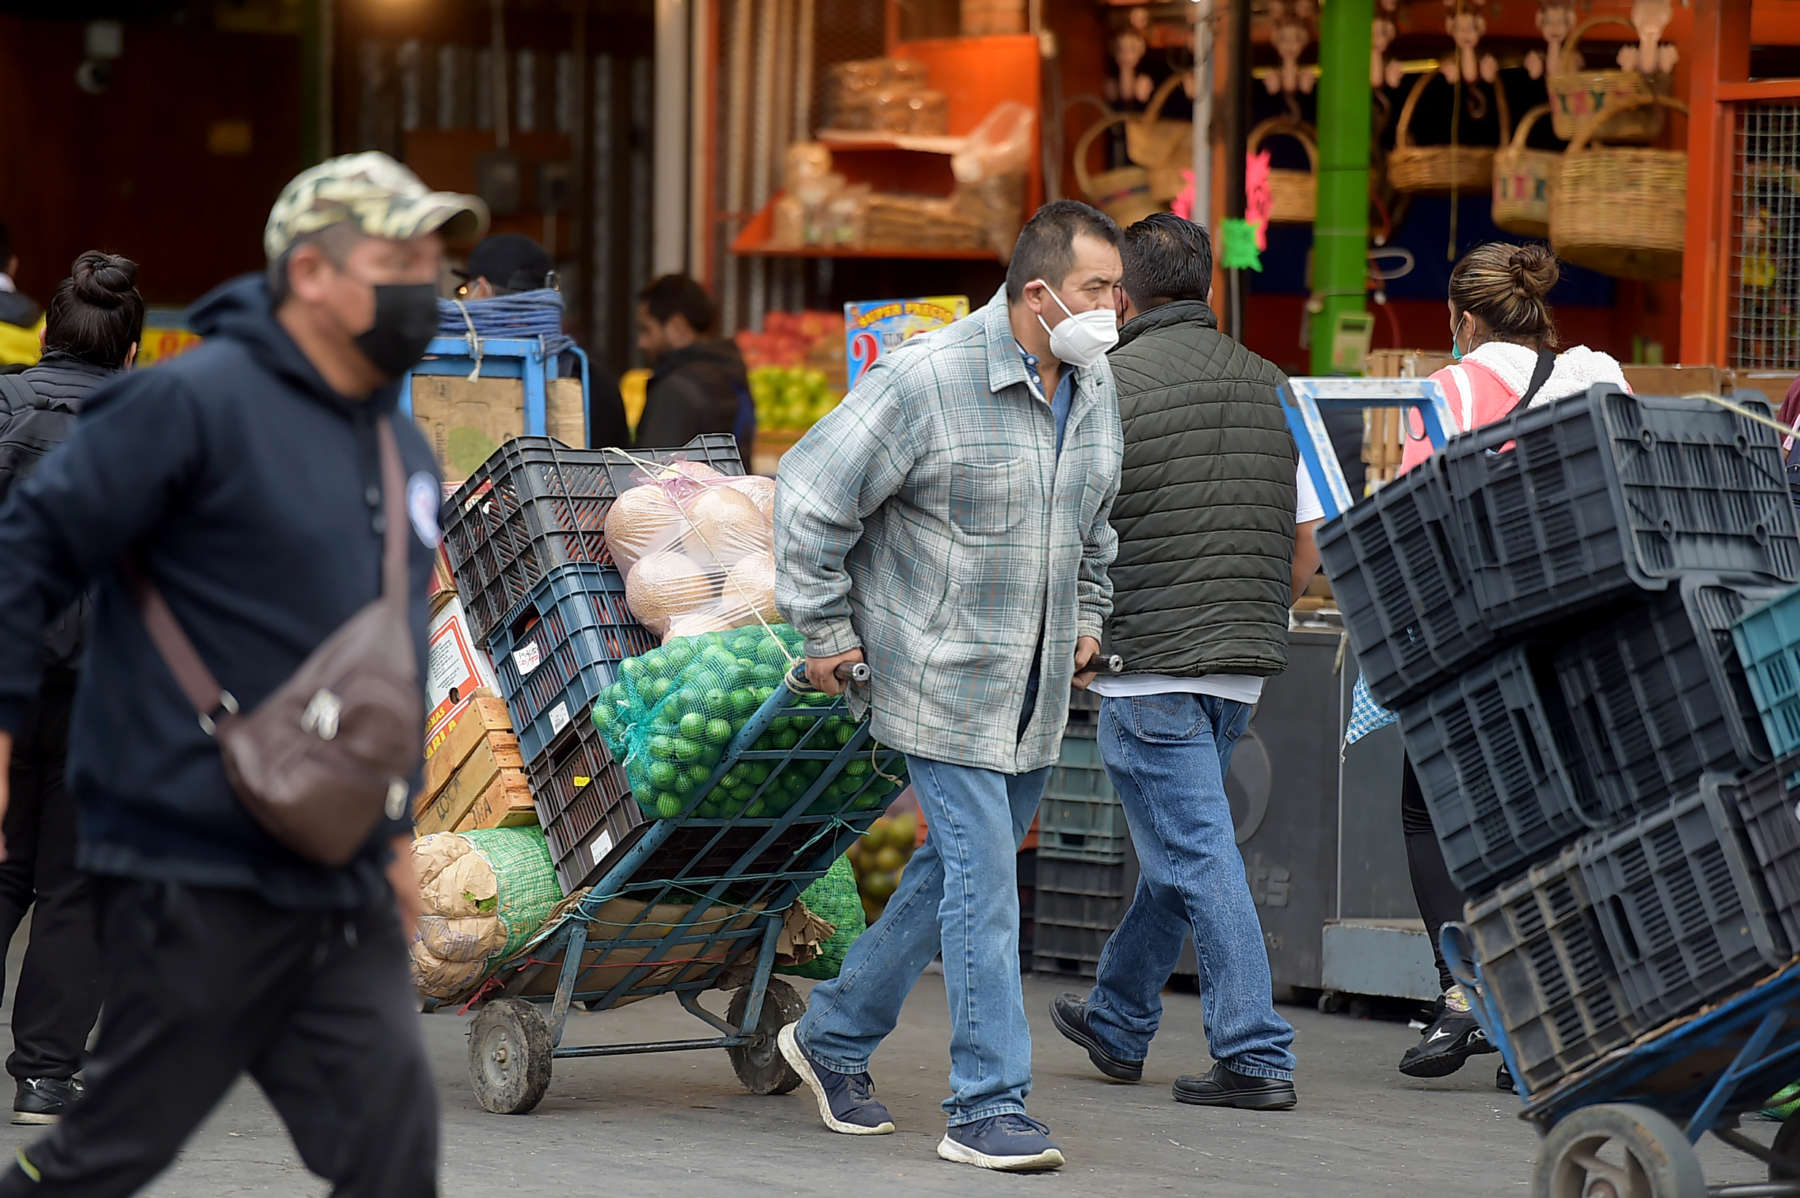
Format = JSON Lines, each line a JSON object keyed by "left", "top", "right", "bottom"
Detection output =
{"left": 1506, "top": 348, "right": 1559, "bottom": 418}
{"left": 134, "top": 416, "right": 411, "bottom": 731}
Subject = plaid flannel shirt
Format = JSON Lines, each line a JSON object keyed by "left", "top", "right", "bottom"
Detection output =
{"left": 775, "top": 286, "right": 1122, "bottom": 774}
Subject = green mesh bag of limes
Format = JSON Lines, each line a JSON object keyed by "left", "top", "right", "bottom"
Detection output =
{"left": 778, "top": 854, "right": 866, "bottom": 980}
{"left": 590, "top": 623, "right": 903, "bottom": 821}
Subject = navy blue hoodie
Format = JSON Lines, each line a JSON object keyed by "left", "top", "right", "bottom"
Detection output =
{"left": 0, "top": 276, "right": 438, "bottom": 908}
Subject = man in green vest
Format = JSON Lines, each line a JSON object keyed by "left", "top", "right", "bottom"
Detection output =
{"left": 1046, "top": 212, "right": 1322, "bottom": 1111}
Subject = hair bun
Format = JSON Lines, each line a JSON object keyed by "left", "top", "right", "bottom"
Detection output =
{"left": 69, "top": 251, "right": 139, "bottom": 309}
{"left": 1506, "top": 243, "right": 1560, "bottom": 301}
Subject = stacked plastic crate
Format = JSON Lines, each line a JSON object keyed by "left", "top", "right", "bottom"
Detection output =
{"left": 1319, "top": 386, "right": 1800, "bottom": 1096}
{"left": 440, "top": 434, "right": 745, "bottom": 894}
{"left": 1029, "top": 722, "right": 1135, "bottom": 977}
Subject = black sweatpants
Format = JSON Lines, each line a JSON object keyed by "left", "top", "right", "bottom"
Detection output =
{"left": 0, "top": 879, "right": 438, "bottom": 1197}
{"left": 0, "top": 668, "right": 101, "bottom": 1082}
{"left": 1400, "top": 756, "right": 1465, "bottom": 995}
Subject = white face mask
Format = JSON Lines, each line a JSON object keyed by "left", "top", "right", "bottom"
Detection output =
{"left": 1035, "top": 279, "right": 1118, "bottom": 368}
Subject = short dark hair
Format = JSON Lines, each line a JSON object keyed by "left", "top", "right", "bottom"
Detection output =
{"left": 265, "top": 222, "right": 363, "bottom": 306}
{"left": 1004, "top": 200, "right": 1121, "bottom": 302}
{"left": 1121, "top": 213, "right": 1213, "bottom": 309}
{"left": 45, "top": 251, "right": 144, "bottom": 369}
{"left": 639, "top": 274, "right": 716, "bottom": 334}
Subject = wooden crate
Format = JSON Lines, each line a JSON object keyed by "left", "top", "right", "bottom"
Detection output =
{"left": 416, "top": 693, "right": 536, "bottom": 836}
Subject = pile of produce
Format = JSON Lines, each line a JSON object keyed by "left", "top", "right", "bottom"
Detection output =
{"left": 409, "top": 826, "right": 562, "bottom": 1001}
{"left": 604, "top": 461, "right": 780, "bottom": 643}
{"left": 749, "top": 366, "right": 842, "bottom": 433}
{"left": 777, "top": 854, "right": 867, "bottom": 980}
{"left": 847, "top": 812, "right": 919, "bottom": 924}
{"left": 590, "top": 623, "right": 906, "bottom": 822}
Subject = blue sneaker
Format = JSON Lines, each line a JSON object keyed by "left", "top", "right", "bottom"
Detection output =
{"left": 937, "top": 1114, "right": 1066, "bottom": 1172}
{"left": 777, "top": 1024, "right": 896, "bottom": 1135}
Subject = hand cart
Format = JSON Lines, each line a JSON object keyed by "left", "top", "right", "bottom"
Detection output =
{"left": 463, "top": 662, "right": 902, "bottom": 1116}
{"left": 1445, "top": 926, "right": 1800, "bottom": 1196}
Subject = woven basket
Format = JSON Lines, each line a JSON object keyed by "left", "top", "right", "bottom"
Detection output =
{"left": 1492, "top": 105, "right": 1561, "bottom": 239}
{"left": 1389, "top": 73, "right": 1510, "bottom": 195}
{"left": 1550, "top": 95, "right": 1687, "bottom": 280}
{"left": 1074, "top": 111, "right": 1162, "bottom": 226}
{"left": 1125, "top": 73, "right": 1193, "bottom": 187}
{"left": 1548, "top": 15, "right": 1664, "bottom": 145}
{"left": 1248, "top": 118, "right": 1318, "bottom": 225}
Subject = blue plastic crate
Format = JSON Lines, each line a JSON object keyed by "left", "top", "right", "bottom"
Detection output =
{"left": 488, "top": 563, "right": 657, "bottom": 762}
{"left": 1732, "top": 582, "right": 1800, "bottom": 760}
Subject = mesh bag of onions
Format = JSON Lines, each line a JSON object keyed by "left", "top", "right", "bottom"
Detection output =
{"left": 602, "top": 460, "right": 780, "bottom": 644}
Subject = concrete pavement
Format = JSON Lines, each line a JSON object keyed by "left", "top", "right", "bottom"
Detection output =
{"left": 0, "top": 968, "right": 1778, "bottom": 1196}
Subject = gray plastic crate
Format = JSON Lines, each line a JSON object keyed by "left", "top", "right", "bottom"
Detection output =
{"left": 1029, "top": 856, "right": 1131, "bottom": 977}
{"left": 1038, "top": 726, "right": 1131, "bottom": 864}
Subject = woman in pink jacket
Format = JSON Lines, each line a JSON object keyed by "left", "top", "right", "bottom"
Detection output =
{"left": 1395, "top": 243, "right": 1628, "bottom": 1086}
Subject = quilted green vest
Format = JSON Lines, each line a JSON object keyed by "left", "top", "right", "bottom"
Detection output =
{"left": 1102, "top": 300, "right": 1297, "bottom": 679}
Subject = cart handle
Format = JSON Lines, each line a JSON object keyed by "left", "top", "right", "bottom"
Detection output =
{"left": 787, "top": 661, "right": 873, "bottom": 690}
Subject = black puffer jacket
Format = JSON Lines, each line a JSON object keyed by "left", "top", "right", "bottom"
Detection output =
{"left": 1103, "top": 300, "right": 1297, "bottom": 679}
{"left": 0, "top": 352, "right": 119, "bottom": 665}
{"left": 637, "top": 339, "right": 751, "bottom": 456}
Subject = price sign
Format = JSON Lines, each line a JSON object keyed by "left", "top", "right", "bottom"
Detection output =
{"left": 843, "top": 296, "right": 970, "bottom": 390}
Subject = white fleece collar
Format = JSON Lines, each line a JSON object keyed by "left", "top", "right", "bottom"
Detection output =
{"left": 1460, "top": 340, "right": 1629, "bottom": 408}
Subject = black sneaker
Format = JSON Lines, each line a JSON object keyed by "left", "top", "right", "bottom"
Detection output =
{"left": 777, "top": 1024, "right": 895, "bottom": 1135}
{"left": 1497, "top": 1062, "right": 1516, "bottom": 1093}
{"left": 937, "top": 1113, "right": 1066, "bottom": 1172}
{"left": 1049, "top": 994, "right": 1144, "bottom": 1083}
{"left": 1399, "top": 1000, "right": 1497, "bottom": 1079}
{"left": 1172, "top": 1062, "right": 1297, "bottom": 1111}
{"left": 13, "top": 1078, "right": 83, "bottom": 1126}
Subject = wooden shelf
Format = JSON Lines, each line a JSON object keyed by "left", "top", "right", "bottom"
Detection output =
{"left": 729, "top": 193, "right": 1001, "bottom": 260}
{"left": 816, "top": 130, "right": 968, "bottom": 155}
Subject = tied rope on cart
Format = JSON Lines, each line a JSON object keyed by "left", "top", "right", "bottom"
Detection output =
{"left": 439, "top": 289, "right": 574, "bottom": 382}
{"left": 1341, "top": 390, "right": 1786, "bottom": 751}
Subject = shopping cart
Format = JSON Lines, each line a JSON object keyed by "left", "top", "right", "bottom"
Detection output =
{"left": 462, "top": 661, "right": 902, "bottom": 1115}
{"left": 1444, "top": 926, "right": 1800, "bottom": 1196}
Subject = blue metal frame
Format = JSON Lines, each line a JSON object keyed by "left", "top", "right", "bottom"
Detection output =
{"left": 401, "top": 335, "right": 593, "bottom": 444}
{"left": 1279, "top": 377, "right": 1457, "bottom": 519}
{"left": 1445, "top": 921, "right": 1800, "bottom": 1169}
{"left": 485, "top": 664, "right": 904, "bottom": 1062}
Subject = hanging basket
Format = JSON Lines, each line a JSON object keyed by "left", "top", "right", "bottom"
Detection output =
{"left": 1547, "top": 15, "right": 1664, "bottom": 146}
{"left": 1389, "top": 73, "right": 1511, "bottom": 195}
{"left": 1492, "top": 105, "right": 1561, "bottom": 239}
{"left": 1550, "top": 95, "right": 1687, "bottom": 280}
{"left": 1247, "top": 118, "right": 1319, "bottom": 225}
{"left": 1124, "top": 72, "right": 1193, "bottom": 186}
{"left": 1074, "top": 111, "right": 1162, "bottom": 227}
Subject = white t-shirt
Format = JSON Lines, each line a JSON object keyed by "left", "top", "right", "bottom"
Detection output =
{"left": 1089, "top": 463, "right": 1325, "bottom": 705}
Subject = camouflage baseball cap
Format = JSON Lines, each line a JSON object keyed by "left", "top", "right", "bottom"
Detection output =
{"left": 264, "top": 151, "right": 489, "bottom": 261}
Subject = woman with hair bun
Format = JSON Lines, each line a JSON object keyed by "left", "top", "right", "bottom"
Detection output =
{"left": 0, "top": 249, "right": 143, "bottom": 1125}
{"left": 1394, "top": 242, "right": 1628, "bottom": 1087}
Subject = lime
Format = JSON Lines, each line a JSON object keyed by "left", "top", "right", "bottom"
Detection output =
{"left": 671, "top": 736, "right": 702, "bottom": 761}
{"left": 697, "top": 800, "right": 721, "bottom": 819}
{"left": 665, "top": 640, "right": 696, "bottom": 669}
{"left": 744, "top": 800, "right": 768, "bottom": 819}
{"left": 649, "top": 734, "right": 677, "bottom": 760}
{"left": 655, "top": 792, "right": 683, "bottom": 819}
{"left": 755, "top": 638, "right": 788, "bottom": 666}
{"left": 719, "top": 766, "right": 744, "bottom": 789}
{"left": 621, "top": 656, "right": 647, "bottom": 680}
{"left": 705, "top": 717, "right": 734, "bottom": 746}
{"left": 728, "top": 688, "right": 758, "bottom": 718}
{"left": 697, "top": 743, "right": 723, "bottom": 768}
{"left": 648, "top": 761, "right": 678, "bottom": 789}
{"left": 835, "top": 723, "right": 855, "bottom": 747}
{"left": 678, "top": 711, "right": 707, "bottom": 740}
{"left": 773, "top": 729, "right": 799, "bottom": 751}
{"left": 671, "top": 771, "right": 696, "bottom": 796}
{"left": 845, "top": 760, "right": 871, "bottom": 778}
{"left": 700, "top": 687, "right": 730, "bottom": 717}
{"left": 645, "top": 677, "right": 673, "bottom": 703}
{"left": 683, "top": 761, "right": 711, "bottom": 786}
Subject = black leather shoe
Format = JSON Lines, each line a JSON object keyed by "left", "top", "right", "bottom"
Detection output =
{"left": 1049, "top": 993, "right": 1143, "bottom": 1083}
{"left": 1172, "top": 1063, "right": 1297, "bottom": 1111}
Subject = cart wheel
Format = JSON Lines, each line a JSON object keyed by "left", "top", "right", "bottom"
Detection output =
{"left": 1317, "top": 991, "right": 1346, "bottom": 1015}
{"left": 1771, "top": 1115, "right": 1800, "bottom": 1182}
{"left": 468, "top": 998, "right": 553, "bottom": 1116}
{"left": 1532, "top": 1104, "right": 1704, "bottom": 1198}
{"left": 726, "top": 978, "right": 806, "bottom": 1096}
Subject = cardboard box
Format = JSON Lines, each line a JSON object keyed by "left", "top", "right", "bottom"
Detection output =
{"left": 1737, "top": 372, "right": 1799, "bottom": 408}
{"left": 411, "top": 375, "right": 589, "bottom": 485}
{"left": 425, "top": 597, "right": 501, "bottom": 755}
{"left": 1622, "top": 364, "right": 1734, "bottom": 398}
{"left": 1364, "top": 349, "right": 1454, "bottom": 379}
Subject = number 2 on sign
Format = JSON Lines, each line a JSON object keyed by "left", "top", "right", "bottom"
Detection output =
{"left": 848, "top": 331, "right": 881, "bottom": 388}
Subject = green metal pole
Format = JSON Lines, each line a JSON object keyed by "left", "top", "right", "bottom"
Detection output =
{"left": 299, "top": 0, "right": 332, "bottom": 167}
{"left": 1309, "top": 0, "right": 1373, "bottom": 373}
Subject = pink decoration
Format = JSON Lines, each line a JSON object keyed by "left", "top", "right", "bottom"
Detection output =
{"left": 1245, "top": 150, "right": 1273, "bottom": 250}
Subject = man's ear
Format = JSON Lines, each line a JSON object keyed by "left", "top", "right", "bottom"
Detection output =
{"left": 124, "top": 341, "right": 138, "bottom": 369}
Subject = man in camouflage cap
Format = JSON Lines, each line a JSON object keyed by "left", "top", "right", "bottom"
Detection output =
{"left": 0, "top": 151, "right": 483, "bottom": 1196}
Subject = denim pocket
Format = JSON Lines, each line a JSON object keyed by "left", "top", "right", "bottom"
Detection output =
{"left": 948, "top": 457, "right": 1027, "bottom": 536}
{"left": 1128, "top": 692, "right": 1205, "bottom": 744}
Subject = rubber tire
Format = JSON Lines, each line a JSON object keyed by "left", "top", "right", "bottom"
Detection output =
{"left": 1772, "top": 1115, "right": 1800, "bottom": 1182}
{"left": 1532, "top": 1104, "right": 1705, "bottom": 1198}
{"left": 468, "top": 998, "right": 554, "bottom": 1116}
{"left": 1317, "top": 991, "right": 1346, "bottom": 1015}
{"left": 727, "top": 978, "right": 806, "bottom": 1096}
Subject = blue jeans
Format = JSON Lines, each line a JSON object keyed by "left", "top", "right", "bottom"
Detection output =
{"left": 796, "top": 755, "right": 1049, "bottom": 1125}
{"left": 1086, "top": 693, "right": 1296, "bottom": 1080}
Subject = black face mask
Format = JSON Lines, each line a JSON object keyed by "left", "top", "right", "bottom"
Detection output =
{"left": 352, "top": 282, "right": 439, "bottom": 379}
